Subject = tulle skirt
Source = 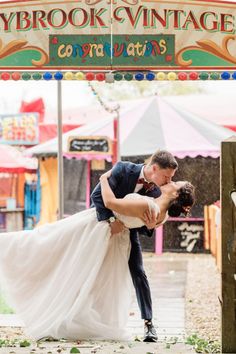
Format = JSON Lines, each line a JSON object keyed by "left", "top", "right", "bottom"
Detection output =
{"left": 0, "top": 208, "right": 132, "bottom": 340}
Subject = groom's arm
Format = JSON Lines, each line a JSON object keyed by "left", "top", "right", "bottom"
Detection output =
{"left": 90, "top": 161, "right": 124, "bottom": 221}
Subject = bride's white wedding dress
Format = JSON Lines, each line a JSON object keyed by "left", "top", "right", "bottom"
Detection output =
{"left": 0, "top": 194, "right": 160, "bottom": 341}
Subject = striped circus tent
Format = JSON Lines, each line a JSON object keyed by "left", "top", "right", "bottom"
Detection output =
{"left": 0, "top": 144, "right": 38, "bottom": 173}
{"left": 25, "top": 96, "right": 235, "bottom": 159}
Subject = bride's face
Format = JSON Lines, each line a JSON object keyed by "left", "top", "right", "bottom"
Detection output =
{"left": 160, "top": 181, "right": 187, "bottom": 196}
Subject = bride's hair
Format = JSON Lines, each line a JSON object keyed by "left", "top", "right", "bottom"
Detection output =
{"left": 168, "top": 182, "right": 195, "bottom": 217}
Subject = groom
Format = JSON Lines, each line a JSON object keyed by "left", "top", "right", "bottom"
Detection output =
{"left": 91, "top": 150, "right": 178, "bottom": 342}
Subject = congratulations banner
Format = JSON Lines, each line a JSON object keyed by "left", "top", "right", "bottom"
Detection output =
{"left": 0, "top": 0, "right": 236, "bottom": 70}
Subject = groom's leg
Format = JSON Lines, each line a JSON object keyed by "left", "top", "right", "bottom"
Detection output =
{"left": 128, "top": 232, "right": 152, "bottom": 320}
{"left": 129, "top": 232, "right": 158, "bottom": 342}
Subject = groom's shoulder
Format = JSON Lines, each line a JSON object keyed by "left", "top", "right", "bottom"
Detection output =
{"left": 116, "top": 161, "right": 142, "bottom": 171}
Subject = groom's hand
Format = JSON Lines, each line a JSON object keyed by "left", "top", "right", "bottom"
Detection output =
{"left": 110, "top": 220, "right": 125, "bottom": 235}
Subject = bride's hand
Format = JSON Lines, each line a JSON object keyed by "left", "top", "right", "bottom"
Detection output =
{"left": 142, "top": 209, "right": 157, "bottom": 229}
{"left": 100, "top": 169, "right": 112, "bottom": 181}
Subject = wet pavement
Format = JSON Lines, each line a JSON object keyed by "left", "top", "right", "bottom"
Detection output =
{"left": 0, "top": 253, "right": 199, "bottom": 353}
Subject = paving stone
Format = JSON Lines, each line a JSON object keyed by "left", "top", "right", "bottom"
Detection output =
{"left": 0, "top": 254, "right": 198, "bottom": 353}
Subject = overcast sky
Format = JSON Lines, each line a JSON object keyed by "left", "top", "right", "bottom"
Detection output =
{"left": 0, "top": 80, "right": 94, "bottom": 113}
{"left": 1, "top": 80, "right": 236, "bottom": 116}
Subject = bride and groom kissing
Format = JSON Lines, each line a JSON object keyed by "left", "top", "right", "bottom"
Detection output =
{"left": 0, "top": 150, "right": 195, "bottom": 342}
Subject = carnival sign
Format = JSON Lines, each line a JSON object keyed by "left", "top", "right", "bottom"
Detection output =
{"left": 49, "top": 34, "right": 175, "bottom": 68}
{"left": 0, "top": 0, "right": 236, "bottom": 70}
{"left": 0, "top": 113, "right": 39, "bottom": 145}
{"left": 67, "top": 136, "right": 112, "bottom": 155}
{"left": 163, "top": 221, "right": 204, "bottom": 253}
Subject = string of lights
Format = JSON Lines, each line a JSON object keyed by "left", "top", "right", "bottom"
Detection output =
{"left": 87, "top": 81, "right": 120, "bottom": 115}
{"left": 0, "top": 71, "right": 235, "bottom": 81}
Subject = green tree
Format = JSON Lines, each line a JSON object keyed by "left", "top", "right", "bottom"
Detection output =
{"left": 90, "top": 81, "right": 206, "bottom": 103}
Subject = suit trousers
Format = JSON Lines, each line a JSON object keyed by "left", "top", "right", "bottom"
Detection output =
{"left": 128, "top": 231, "right": 152, "bottom": 320}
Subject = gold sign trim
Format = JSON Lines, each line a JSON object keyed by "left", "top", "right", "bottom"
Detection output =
{"left": 176, "top": 35, "right": 236, "bottom": 66}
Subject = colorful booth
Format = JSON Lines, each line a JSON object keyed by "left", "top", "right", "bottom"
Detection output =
{"left": 0, "top": 144, "right": 38, "bottom": 231}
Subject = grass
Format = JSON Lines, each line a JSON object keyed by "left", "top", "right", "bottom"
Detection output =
{"left": 0, "top": 292, "right": 14, "bottom": 314}
{"left": 185, "top": 334, "right": 221, "bottom": 353}
{"left": 0, "top": 338, "right": 31, "bottom": 348}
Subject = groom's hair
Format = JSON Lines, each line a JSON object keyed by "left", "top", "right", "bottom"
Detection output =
{"left": 150, "top": 150, "right": 178, "bottom": 170}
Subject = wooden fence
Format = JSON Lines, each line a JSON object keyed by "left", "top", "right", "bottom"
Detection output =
{"left": 204, "top": 203, "right": 221, "bottom": 272}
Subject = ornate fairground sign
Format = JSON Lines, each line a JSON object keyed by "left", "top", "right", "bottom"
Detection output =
{"left": 1, "top": 0, "right": 236, "bottom": 79}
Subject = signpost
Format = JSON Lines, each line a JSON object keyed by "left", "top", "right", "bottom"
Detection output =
{"left": 67, "top": 135, "right": 112, "bottom": 210}
{"left": 57, "top": 81, "right": 64, "bottom": 220}
{"left": 67, "top": 136, "right": 112, "bottom": 155}
{"left": 221, "top": 137, "right": 236, "bottom": 353}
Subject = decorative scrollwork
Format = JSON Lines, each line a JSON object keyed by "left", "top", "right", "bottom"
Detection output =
{"left": 176, "top": 35, "right": 236, "bottom": 66}
{"left": 0, "top": 39, "right": 49, "bottom": 67}
{"left": 85, "top": 0, "right": 103, "bottom": 4}
{"left": 85, "top": 0, "right": 138, "bottom": 4}
{"left": 119, "top": 0, "right": 138, "bottom": 4}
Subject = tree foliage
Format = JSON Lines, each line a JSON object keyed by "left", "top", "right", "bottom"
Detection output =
{"left": 90, "top": 81, "right": 206, "bottom": 103}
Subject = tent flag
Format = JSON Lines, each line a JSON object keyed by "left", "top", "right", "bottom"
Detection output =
{"left": 20, "top": 98, "right": 45, "bottom": 123}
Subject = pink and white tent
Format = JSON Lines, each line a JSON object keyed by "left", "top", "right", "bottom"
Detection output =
{"left": 25, "top": 96, "right": 235, "bottom": 159}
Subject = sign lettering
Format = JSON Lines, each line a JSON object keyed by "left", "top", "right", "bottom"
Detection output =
{"left": 68, "top": 136, "right": 112, "bottom": 154}
{"left": 0, "top": 0, "right": 236, "bottom": 69}
{"left": 0, "top": 113, "right": 39, "bottom": 145}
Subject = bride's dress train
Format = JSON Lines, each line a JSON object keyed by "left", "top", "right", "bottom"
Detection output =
{"left": 0, "top": 194, "right": 159, "bottom": 340}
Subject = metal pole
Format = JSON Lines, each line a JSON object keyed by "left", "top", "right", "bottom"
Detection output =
{"left": 85, "top": 160, "right": 91, "bottom": 208}
{"left": 57, "top": 80, "right": 64, "bottom": 219}
{"left": 112, "top": 117, "right": 118, "bottom": 165}
{"left": 115, "top": 105, "right": 120, "bottom": 161}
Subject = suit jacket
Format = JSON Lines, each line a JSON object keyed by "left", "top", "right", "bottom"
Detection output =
{"left": 90, "top": 161, "right": 161, "bottom": 237}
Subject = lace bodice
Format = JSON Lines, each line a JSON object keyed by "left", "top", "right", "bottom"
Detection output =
{"left": 114, "top": 193, "right": 161, "bottom": 229}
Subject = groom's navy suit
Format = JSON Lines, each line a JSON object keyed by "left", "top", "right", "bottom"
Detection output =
{"left": 91, "top": 161, "right": 161, "bottom": 320}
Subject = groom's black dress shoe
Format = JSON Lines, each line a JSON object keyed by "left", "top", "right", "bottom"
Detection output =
{"left": 143, "top": 321, "right": 158, "bottom": 342}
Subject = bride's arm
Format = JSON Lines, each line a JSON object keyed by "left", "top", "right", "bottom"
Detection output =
{"left": 100, "top": 172, "right": 150, "bottom": 219}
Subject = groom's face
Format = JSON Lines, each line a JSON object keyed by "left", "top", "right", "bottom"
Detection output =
{"left": 151, "top": 165, "right": 176, "bottom": 186}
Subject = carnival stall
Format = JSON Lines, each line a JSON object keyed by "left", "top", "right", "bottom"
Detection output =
{"left": 25, "top": 115, "right": 116, "bottom": 224}
{"left": 0, "top": 144, "right": 38, "bottom": 231}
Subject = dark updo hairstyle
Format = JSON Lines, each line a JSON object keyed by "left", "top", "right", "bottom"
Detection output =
{"left": 168, "top": 182, "right": 195, "bottom": 217}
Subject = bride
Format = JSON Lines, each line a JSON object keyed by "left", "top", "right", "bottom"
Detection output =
{"left": 0, "top": 172, "right": 195, "bottom": 341}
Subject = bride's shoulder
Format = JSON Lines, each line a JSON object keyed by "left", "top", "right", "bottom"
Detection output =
{"left": 124, "top": 193, "right": 146, "bottom": 200}
{"left": 124, "top": 194, "right": 155, "bottom": 204}
{"left": 124, "top": 193, "right": 160, "bottom": 214}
